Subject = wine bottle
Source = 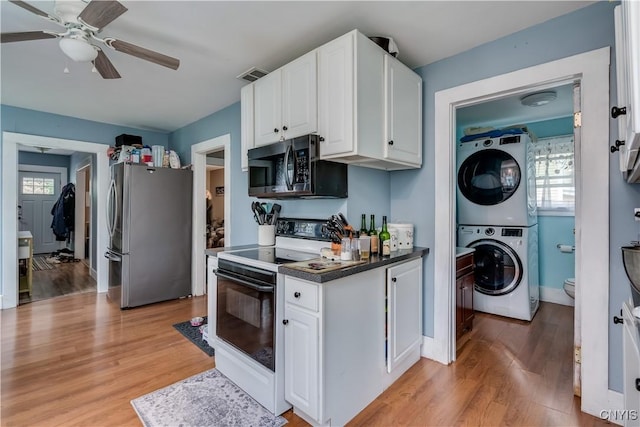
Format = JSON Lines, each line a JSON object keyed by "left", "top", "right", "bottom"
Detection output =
{"left": 360, "top": 214, "right": 368, "bottom": 236}
{"left": 369, "top": 214, "right": 379, "bottom": 254}
{"left": 379, "top": 215, "right": 391, "bottom": 256}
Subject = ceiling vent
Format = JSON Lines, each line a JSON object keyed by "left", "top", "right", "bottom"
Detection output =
{"left": 236, "top": 66, "right": 269, "bottom": 82}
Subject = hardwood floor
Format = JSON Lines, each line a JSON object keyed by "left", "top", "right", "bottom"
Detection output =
{"left": 19, "top": 258, "right": 96, "bottom": 305}
{"left": 1, "top": 295, "right": 611, "bottom": 427}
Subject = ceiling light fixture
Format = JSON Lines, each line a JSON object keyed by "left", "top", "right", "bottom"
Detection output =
{"left": 59, "top": 37, "right": 98, "bottom": 62}
{"left": 520, "top": 90, "right": 557, "bottom": 107}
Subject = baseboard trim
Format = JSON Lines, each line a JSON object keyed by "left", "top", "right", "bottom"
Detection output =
{"left": 539, "top": 285, "right": 574, "bottom": 307}
{"left": 421, "top": 335, "right": 449, "bottom": 365}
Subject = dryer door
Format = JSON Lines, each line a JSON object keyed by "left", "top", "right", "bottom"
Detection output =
{"left": 458, "top": 149, "right": 521, "bottom": 206}
{"left": 469, "top": 239, "right": 523, "bottom": 295}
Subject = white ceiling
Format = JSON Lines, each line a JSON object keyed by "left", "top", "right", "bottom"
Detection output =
{"left": 1, "top": 1, "right": 594, "bottom": 134}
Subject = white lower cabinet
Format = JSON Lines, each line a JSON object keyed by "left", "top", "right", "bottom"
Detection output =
{"left": 283, "top": 257, "right": 423, "bottom": 426}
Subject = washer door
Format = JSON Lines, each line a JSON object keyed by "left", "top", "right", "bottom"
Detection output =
{"left": 469, "top": 239, "right": 522, "bottom": 295}
{"left": 458, "top": 149, "right": 521, "bottom": 206}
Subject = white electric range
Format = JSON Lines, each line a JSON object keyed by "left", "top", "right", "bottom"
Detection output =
{"left": 207, "top": 218, "right": 331, "bottom": 415}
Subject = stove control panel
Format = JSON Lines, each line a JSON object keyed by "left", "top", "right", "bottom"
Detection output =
{"left": 275, "top": 218, "right": 331, "bottom": 241}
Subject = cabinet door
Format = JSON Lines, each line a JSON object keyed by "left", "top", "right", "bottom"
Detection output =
{"left": 461, "top": 272, "right": 474, "bottom": 330}
{"left": 386, "top": 258, "right": 422, "bottom": 373}
{"left": 284, "top": 304, "right": 319, "bottom": 420}
{"left": 240, "top": 83, "right": 255, "bottom": 171}
{"left": 622, "top": 302, "right": 640, "bottom": 426}
{"left": 282, "top": 50, "right": 317, "bottom": 140}
{"left": 384, "top": 55, "right": 422, "bottom": 166}
{"left": 254, "top": 69, "right": 283, "bottom": 146}
{"left": 456, "top": 276, "right": 464, "bottom": 338}
{"left": 318, "top": 32, "right": 355, "bottom": 157}
{"left": 623, "top": 0, "right": 640, "bottom": 156}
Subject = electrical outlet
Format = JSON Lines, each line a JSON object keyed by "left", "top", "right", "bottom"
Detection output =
{"left": 635, "top": 208, "right": 640, "bottom": 221}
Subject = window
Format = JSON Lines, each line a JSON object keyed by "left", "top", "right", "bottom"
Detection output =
{"left": 533, "top": 135, "right": 575, "bottom": 214}
{"left": 21, "top": 177, "right": 55, "bottom": 195}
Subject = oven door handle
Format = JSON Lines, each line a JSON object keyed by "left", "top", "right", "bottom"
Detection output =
{"left": 215, "top": 270, "right": 275, "bottom": 293}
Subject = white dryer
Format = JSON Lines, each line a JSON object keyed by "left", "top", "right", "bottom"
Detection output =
{"left": 457, "top": 133, "right": 537, "bottom": 226}
{"left": 457, "top": 224, "right": 539, "bottom": 321}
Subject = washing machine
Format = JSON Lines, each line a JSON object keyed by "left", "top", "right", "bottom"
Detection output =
{"left": 457, "top": 133, "right": 537, "bottom": 226}
{"left": 458, "top": 224, "right": 539, "bottom": 321}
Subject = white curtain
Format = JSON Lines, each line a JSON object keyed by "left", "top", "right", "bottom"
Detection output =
{"left": 532, "top": 135, "right": 575, "bottom": 213}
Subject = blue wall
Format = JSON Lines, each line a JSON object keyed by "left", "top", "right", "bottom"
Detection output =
{"left": 18, "top": 152, "right": 71, "bottom": 181}
{"left": 537, "top": 216, "right": 575, "bottom": 288}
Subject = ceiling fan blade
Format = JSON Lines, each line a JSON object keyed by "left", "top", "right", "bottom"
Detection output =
{"left": 1, "top": 31, "right": 56, "bottom": 43}
{"left": 78, "top": 0, "right": 128, "bottom": 30}
{"left": 9, "top": 0, "right": 51, "bottom": 19}
{"left": 93, "top": 49, "right": 121, "bottom": 79}
{"left": 108, "top": 39, "right": 180, "bottom": 70}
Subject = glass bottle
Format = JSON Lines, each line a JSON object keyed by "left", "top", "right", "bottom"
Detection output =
{"left": 369, "top": 215, "right": 379, "bottom": 255}
{"left": 360, "top": 214, "right": 368, "bottom": 236}
{"left": 379, "top": 215, "right": 391, "bottom": 256}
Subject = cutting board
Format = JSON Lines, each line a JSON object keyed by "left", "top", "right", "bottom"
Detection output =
{"left": 285, "top": 258, "right": 366, "bottom": 274}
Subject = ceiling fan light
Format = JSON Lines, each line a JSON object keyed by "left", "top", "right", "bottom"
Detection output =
{"left": 59, "top": 37, "right": 98, "bottom": 62}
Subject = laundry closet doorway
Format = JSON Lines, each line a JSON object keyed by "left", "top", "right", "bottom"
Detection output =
{"left": 433, "top": 47, "right": 610, "bottom": 418}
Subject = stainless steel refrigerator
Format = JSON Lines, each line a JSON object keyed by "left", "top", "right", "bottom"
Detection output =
{"left": 105, "top": 163, "right": 192, "bottom": 308}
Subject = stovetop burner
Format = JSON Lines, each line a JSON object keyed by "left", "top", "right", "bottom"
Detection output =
{"left": 226, "top": 246, "right": 318, "bottom": 265}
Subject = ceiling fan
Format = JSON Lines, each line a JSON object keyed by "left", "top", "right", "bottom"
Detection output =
{"left": 1, "top": 0, "right": 180, "bottom": 79}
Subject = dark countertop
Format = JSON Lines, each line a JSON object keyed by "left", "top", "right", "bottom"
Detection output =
{"left": 279, "top": 247, "right": 429, "bottom": 283}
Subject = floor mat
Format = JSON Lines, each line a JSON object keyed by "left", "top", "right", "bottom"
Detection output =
{"left": 172, "top": 317, "right": 214, "bottom": 357}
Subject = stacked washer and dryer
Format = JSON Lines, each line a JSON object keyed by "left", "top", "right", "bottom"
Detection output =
{"left": 456, "top": 131, "right": 540, "bottom": 321}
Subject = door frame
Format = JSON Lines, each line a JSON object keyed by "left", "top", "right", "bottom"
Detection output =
{"left": 431, "top": 47, "right": 611, "bottom": 417}
{"left": 191, "top": 134, "right": 231, "bottom": 296}
{"left": 18, "top": 164, "right": 68, "bottom": 254}
{"left": 74, "top": 162, "right": 92, "bottom": 272}
{"left": 2, "top": 132, "right": 109, "bottom": 309}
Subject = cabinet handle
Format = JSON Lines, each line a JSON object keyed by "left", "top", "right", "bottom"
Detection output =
{"left": 274, "top": 128, "right": 279, "bottom": 133}
{"left": 388, "top": 140, "right": 394, "bottom": 146}
{"left": 610, "top": 140, "right": 625, "bottom": 153}
{"left": 294, "top": 291, "right": 301, "bottom": 298}
{"left": 391, "top": 277, "right": 397, "bottom": 282}
{"left": 319, "top": 136, "right": 325, "bottom": 142}
{"left": 282, "top": 125, "right": 288, "bottom": 131}
{"left": 282, "top": 319, "right": 289, "bottom": 325}
{"left": 613, "top": 315, "right": 624, "bottom": 325}
{"left": 636, "top": 378, "right": 640, "bottom": 392}
{"left": 611, "top": 106, "right": 627, "bottom": 118}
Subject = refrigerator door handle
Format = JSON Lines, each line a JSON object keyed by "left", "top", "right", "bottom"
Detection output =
{"left": 106, "top": 179, "right": 117, "bottom": 237}
{"left": 104, "top": 250, "right": 121, "bottom": 262}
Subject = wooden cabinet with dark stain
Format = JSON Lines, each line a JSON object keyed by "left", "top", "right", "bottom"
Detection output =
{"left": 456, "top": 252, "right": 474, "bottom": 340}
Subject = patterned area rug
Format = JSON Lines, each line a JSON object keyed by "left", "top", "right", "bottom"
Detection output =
{"left": 131, "top": 368, "right": 287, "bottom": 427}
{"left": 173, "top": 317, "right": 214, "bottom": 357}
{"left": 32, "top": 255, "right": 55, "bottom": 271}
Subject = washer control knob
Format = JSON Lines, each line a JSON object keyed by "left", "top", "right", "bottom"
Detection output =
{"left": 485, "top": 228, "right": 495, "bottom": 236}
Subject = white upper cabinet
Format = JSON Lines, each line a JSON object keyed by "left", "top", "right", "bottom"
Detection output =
{"left": 318, "top": 30, "right": 422, "bottom": 170}
{"left": 384, "top": 55, "right": 423, "bottom": 166}
{"left": 614, "top": 1, "right": 640, "bottom": 182}
{"left": 254, "top": 50, "right": 317, "bottom": 147}
{"left": 240, "top": 83, "right": 254, "bottom": 171}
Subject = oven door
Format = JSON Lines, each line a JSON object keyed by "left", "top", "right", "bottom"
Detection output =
{"left": 215, "top": 259, "right": 277, "bottom": 371}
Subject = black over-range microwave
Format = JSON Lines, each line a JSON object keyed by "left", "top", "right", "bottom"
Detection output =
{"left": 248, "top": 134, "right": 348, "bottom": 199}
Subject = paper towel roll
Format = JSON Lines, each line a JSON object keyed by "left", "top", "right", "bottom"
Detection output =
{"left": 558, "top": 244, "right": 574, "bottom": 253}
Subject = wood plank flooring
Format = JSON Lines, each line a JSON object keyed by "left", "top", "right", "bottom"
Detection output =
{"left": 19, "top": 259, "right": 96, "bottom": 305}
{"left": 1, "top": 294, "right": 612, "bottom": 426}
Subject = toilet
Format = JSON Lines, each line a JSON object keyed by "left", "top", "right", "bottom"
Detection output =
{"left": 564, "top": 278, "right": 575, "bottom": 299}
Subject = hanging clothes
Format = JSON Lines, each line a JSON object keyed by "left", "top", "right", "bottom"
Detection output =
{"left": 51, "top": 183, "right": 75, "bottom": 241}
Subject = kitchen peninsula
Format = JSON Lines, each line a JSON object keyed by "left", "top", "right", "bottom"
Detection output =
{"left": 207, "top": 237, "right": 427, "bottom": 426}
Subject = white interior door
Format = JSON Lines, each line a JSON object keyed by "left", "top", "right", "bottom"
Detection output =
{"left": 18, "top": 170, "right": 62, "bottom": 255}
